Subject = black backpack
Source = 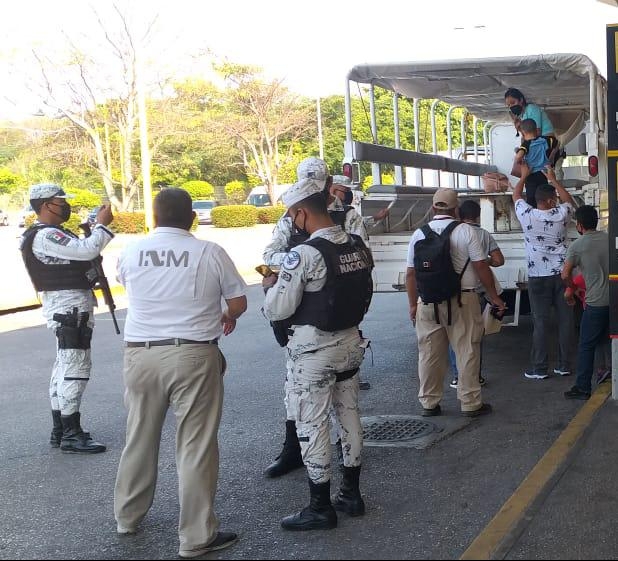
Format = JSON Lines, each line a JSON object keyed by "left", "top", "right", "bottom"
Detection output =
{"left": 413, "top": 221, "right": 469, "bottom": 324}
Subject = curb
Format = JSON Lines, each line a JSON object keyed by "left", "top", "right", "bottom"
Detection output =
{"left": 460, "top": 381, "right": 611, "bottom": 560}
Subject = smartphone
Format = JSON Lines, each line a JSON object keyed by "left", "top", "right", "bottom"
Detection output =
{"left": 255, "top": 265, "right": 275, "bottom": 277}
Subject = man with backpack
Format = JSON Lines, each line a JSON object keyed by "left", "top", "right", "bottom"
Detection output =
{"left": 406, "top": 189, "right": 506, "bottom": 417}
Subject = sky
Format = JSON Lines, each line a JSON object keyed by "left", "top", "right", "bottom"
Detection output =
{"left": 1, "top": 0, "right": 617, "bottom": 119}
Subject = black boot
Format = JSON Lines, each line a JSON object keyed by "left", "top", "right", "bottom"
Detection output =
{"left": 332, "top": 465, "right": 365, "bottom": 517}
{"left": 281, "top": 479, "right": 338, "bottom": 531}
{"left": 50, "top": 410, "right": 63, "bottom": 448}
{"left": 60, "top": 412, "right": 106, "bottom": 454}
{"left": 264, "top": 420, "right": 304, "bottom": 478}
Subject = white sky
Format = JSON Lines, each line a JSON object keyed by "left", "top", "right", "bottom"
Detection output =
{"left": 1, "top": 0, "right": 617, "bottom": 119}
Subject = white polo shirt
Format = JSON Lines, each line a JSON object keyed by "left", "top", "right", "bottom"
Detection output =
{"left": 117, "top": 227, "right": 247, "bottom": 341}
{"left": 406, "top": 216, "right": 486, "bottom": 290}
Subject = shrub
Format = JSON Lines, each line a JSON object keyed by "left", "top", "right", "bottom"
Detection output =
{"left": 224, "top": 180, "right": 249, "bottom": 204}
{"left": 108, "top": 212, "right": 145, "bottom": 234}
{"left": 181, "top": 180, "right": 215, "bottom": 200}
{"left": 211, "top": 205, "right": 257, "bottom": 228}
{"left": 256, "top": 204, "right": 286, "bottom": 224}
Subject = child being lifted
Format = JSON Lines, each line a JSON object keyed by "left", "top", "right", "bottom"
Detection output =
{"left": 513, "top": 118, "right": 552, "bottom": 207}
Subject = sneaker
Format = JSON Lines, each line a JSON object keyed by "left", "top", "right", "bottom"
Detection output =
{"left": 553, "top": 368, "right": 571, "bottom": 376}
{"left": 524, "top": 370, "right": 549, "bottom": 380}
{"left": 479, "top": 375, "right": 486, "bottom": 386}
{"left": 179, "top": 532, "right": 239, "bottom": 558}
{"left": 359, "top": 379, "right": 371, "bottom": 390}
{"left": 449, "top": 378, "right": 458, "bottom": 389}
{"left": 564, "top": 386, "right": 591, "bottom": 400}
{"left": 421, "top": 404, "right": 441, "bottom": 417}
{"left": 597, "top": 369, "right": 611, "bottom": 385}
{"left": 462, "top": 403, "right": 493, "bottom": 417}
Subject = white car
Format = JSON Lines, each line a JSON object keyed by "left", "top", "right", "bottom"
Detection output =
{"left": 192, "top": 200, "right": 216, "bottom": 225}
{"left": 0, "top": 209, "right": 8, "bottom": 226}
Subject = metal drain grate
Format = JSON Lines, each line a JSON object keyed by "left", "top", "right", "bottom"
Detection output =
{"left": 362, "top": 415, "right": 437, "bottom": 443}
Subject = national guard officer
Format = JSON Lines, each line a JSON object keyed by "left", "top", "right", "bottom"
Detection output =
{"left": 262, "top": 178, "right": 374, "bottom": 530}
{"left": 261, "top": 157, "right": 370, "bottom": 480}
{"left": 20, "top": 183, "right": 114, "bottom": 453}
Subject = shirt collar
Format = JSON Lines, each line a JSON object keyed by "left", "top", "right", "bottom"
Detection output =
{"left": 152, "top": 227, "right": 193, "bottom": 236}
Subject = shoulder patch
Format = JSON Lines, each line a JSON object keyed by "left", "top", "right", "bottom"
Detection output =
{"left": 283, "top": 250, "right": 301, "bottom": 271}
{"left": 45, "top": 230, "right": 71, "bottom": 246}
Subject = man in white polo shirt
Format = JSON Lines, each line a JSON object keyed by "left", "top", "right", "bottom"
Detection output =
{"left": 406, "top": 188, "right": 505, "bottom": 417}
{"left": 113, "top": 188, "right": 247, "bottom": 559}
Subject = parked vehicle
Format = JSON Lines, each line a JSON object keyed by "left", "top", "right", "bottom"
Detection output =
{"left": 246, "top": 184, "right": 291, "bottom": 207}
{"left": 192, "top": 200, "right": 217, "bottom": 224}
{"left": 18, "top": 205, "right": 35, "bottom": 228}
{"left": 0, "top": 209, "right": 8, "bottom": 226}
{"left": 343, "top": 53, "right": 607, "bottom": 325}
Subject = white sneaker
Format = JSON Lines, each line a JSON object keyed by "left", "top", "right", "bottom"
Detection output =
{"left": 553, "top": 368, "right": 570, "bottom": 376}
{"left": 116, "top": 524, "right": 137, "bottom": 535}
{"left": 449, "top": 378, "right": 458, "bottom": 389}
{"left": 524, "top": 370, "right": 549, "bottom": 380}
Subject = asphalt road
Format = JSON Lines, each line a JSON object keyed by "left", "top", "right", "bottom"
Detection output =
{"left": 0, "top": 282, "right": 594, "bottom": 560}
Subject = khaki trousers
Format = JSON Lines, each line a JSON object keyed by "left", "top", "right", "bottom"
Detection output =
{"left": 416, "top": 292, "right": 484, "bottom": 412}
{"left": 114, "top": 344, "right": 224, "bottom": 553}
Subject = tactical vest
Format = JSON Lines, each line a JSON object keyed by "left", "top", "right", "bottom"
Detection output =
{"left": 21, "top": 224, "right": 94, "bottom": 291}
{"left": 290, "top": 234, "right": 374, "bottom": 332}
{"left": 286, "top": 206, "right": 353, "bottom": 251}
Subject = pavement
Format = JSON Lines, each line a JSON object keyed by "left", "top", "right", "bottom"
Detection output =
{"left": 0, "top": 224, "right": 616, "bottom": 560}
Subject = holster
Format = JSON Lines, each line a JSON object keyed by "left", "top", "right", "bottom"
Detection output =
{"left": 271, "top": 320, "right": 291, "bottom": 347}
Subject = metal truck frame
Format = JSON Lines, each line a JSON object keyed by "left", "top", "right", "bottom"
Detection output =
{"left": 343, "top": 53, "right": 608, "bottom": 326}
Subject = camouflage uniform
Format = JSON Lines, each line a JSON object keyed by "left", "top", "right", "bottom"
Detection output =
{"left": 23, "top": 224, "right": 113, "bottom": 415}
{"left": 263, "top": 197, "right": 368, "bottom": 268}
{"left": 263, "top": 226, "right": 367, "bottom": 484}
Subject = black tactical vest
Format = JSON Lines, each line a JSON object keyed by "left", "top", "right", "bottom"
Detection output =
{"left": 291, "top": 234, "right": 374, "bottom": 332}
{"left": 286, "top": 206, "right": 354, "bottom": 251}
{"left": 21, "top": 224, "right": 94, "bottom": 291}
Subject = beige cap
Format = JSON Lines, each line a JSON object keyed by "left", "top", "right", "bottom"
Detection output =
{"left": 282, "top": 178, "right": 325, "bottom": 208}
{"left": 432, "top": 188, "right": 458, "bottom": 210}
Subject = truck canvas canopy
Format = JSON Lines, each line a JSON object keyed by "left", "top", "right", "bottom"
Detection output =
{"left": 347, "top": 53, "right": 604, "bottom": 145}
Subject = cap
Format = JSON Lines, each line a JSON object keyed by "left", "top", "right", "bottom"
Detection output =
{"left": 282, "top": 178, "right": 325, "bottom": 208}
{"left": 331, "top": 175, "right": 352, "bottom": 186}
{"left": 29, "top": 183, "right": 72, "bottom": 201}
{"left": 297, "top": 157, "right": 329, "bottom": 182}
{"left": 432, "top": 188, "right": 458, "bottom": 210}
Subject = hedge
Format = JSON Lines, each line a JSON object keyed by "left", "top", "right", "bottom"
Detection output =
{"left": 211, "top": 205, "right": 257, "bottom": 227}
{"left": 108, "top": 212, "right": 146, "bottom": 234}
{"left": 256, "top": 204, "right": 286, "bottom": 224}
{"left": 24, "top": 213, "right": 84, "bottom": 233}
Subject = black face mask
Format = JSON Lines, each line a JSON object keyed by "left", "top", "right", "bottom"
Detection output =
{"left": 342, "top": 190, "right": 354, "bottom": 206}
{"left": 509, "top": 104, "right": 523, "bottom": 117}
{"left": 47, "top": 201, "right": 72, "bottom": 223}
{"left": 292, "top": 210, "right": 309, "bottom": 237}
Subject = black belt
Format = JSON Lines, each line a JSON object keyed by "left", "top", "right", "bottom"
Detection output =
{"left": 126, "top": 338, "right": 218, "bottom": 348}
{"left": 461, "top": 289, "right": 476, "bottom": 292}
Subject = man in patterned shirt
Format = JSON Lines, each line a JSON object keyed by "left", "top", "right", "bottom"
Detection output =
{"left": 513, "top": 164, "right": 575, "bottom": 380}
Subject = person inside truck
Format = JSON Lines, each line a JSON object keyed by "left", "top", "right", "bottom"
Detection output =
{"left": 514, "top": 118, "right": 551, "bottom": 208}
{"left": 331, "top": 175, "right": 391, "bottom": 229}
{"left": 505, "top": 88, "right": 561, "bottom": 167}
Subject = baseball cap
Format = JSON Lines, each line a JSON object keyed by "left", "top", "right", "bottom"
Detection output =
{"left": 29, "top": 183, "right": 73, "bottom": 201}
{"left": 282, "top": 178, "right": 325, "bottom": 208}
{"left": 331, "top": 175, "right": 352, "bottom": 186}
{"left": 297, "top": 157, "right": 329, "bottom": 182}
{"left": 432, "top": 188, "right": 458, "bottom": 210}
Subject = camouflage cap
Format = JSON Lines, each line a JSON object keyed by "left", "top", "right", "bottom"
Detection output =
{"left": 296, "top": 157, "right": 329, "bottom": 182}
{"left": 282, "top": 178, "right": 325, "bottom": 208}
{"left": 331, "top": 174, "right": 352, "bottom": 186}
{"left": 28, "top": 183, "right": 73, "bottom": 201}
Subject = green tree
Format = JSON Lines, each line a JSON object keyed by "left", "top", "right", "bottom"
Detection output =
{"left": 0, "top": 167, "right": 25, "bottom": 195}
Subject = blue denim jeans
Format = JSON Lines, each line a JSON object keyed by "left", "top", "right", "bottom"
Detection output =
{"left": 574, "top": 305, "right": 610, "bottom": 393}
{"left": 527, "top": 275, "right": 574, "bottom": 374}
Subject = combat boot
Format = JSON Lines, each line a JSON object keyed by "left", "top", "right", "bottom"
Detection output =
{"left": 60, "top": 412, "right": 106, "bottom": 454}
{"left": 332, "top": 465, "right": 365, "bottom": 516}
{"left": 50, "top": 410, "right": 63, "bottom": 448}
{"left": 280, "top": 479, "right": 337, "bottom": 531}
{"left": 264, "top": 420, "right": 304, "bottom": 478}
